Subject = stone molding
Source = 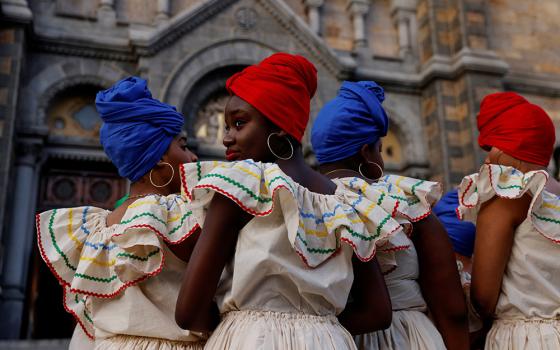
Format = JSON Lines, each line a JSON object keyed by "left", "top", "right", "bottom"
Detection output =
{"left": 258, "top": 0, "right": 350, "bottom": 77}
{"left": 131, "top": 0, "right": 238, "bottom": 56}
{"left": 503, "top": 74, "right": 560, "bottom": 98}
{"left": 29, "top": 0, "right": 352, "bottom": 78}
{"left": 356, "top": 48, "right": 509, "bottom": 89}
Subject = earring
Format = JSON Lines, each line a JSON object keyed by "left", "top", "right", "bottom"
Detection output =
{"left": 267, "top": 133, "right": 294, "bottom": 160}
{"left": 358, "top": 161, "right": 384, "bottom": 182}
{"left": 149, "top": 162, "right": 175, "bottom": 188}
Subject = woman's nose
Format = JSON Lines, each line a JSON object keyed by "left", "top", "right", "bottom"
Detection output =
{"left": 223, "top": 131, "right": 234, "bottom": 147}
{"left": 189, "top": 151, "right": 198, "bottom": 162}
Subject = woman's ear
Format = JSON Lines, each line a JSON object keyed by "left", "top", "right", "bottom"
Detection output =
{"left": 359, "top": 144, "right": 370, "bottom": 162}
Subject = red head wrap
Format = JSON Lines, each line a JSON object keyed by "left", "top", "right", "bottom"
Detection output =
{"left": 477, "top": 92, "right": 556, "bottom": 166}
{"left": 226, "top": 53, "right": 317, "bottom": 142}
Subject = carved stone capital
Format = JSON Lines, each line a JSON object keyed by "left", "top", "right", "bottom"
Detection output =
{"left": 15, "top": 140, "right": 43, "bottom": 166}
{"left": 346, "top": 0, "right": 369, "bottom": 16}
{"left": 97, "top": 0, "right": 116, "bottom": 26}
{"left": 0, "top": 0, "right": 32, "bottom": 22}
{"left": 390, "top": 0, "right": 418, "bottom": 13}
{"left": 304, "top": 0, "right": 324, "bottom": 8}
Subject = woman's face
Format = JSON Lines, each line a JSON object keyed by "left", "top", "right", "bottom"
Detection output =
{"left": 160, "top": 133, "right": 198, "bottom": 193}
{"left": 223, "top": 95, "right": 277, "bottom": 162}
{"left": 484, "top": 147, "right": 517, "bottom": 167}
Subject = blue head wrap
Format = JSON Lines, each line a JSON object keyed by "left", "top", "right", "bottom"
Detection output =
{"left": 97, "top": 76, "right": 184, "bottom": 182}
{"left": 311, "top": 81, "right": 389, "bottom": 164}
{"left": 433, "top": 190, "right": 476, "bottom": 257}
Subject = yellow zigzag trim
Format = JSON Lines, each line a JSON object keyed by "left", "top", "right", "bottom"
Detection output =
{"left": 234, "top": 165, "right": 261, "bottom": 181}
{"left": 299, "top": 222, "right": 328, "bottom": 237}
{"left": 80, "top": 256, "right": 116, "bottom": 267}
{"left": 67, "top": 209, "right": 83, "bottom": 248}
{"left": 543, "top": 202, "right": 560, "bottom": 211}
{"left": 127, "top": 200, "right": 159, "bottom": 209}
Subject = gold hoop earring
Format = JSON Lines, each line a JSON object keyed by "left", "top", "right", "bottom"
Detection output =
{"left": 267, "top": 133, "right": 294, "bottom": 160}
{"left": 149, "top": 162, "right": 175, "bottom": 188}
{"left": 358, "top": 161, "right": 384, "bottom": 182}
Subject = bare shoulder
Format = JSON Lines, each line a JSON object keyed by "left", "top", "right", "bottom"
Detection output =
{"left": 479, "top": 195, "right": 531, "bottom": 227}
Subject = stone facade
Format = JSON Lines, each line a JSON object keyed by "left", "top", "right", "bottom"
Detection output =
{"left": 0, "top": 0, "right": 559, "bottom": 345}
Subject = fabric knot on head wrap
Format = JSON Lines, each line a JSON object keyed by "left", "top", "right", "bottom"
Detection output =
{"left": 226, "top": 52, "right": 317, "bottom": 142}
{"left": 433, "top": 190, "right": 476, "bottom": 257}
{"left": 310, "top": 81, "right": 389, "bottom": 164}
{"left": 97, "top": 76, "right": 184, "bottom": 182}
{"left": 477, "top": 92, "right": 556, "bottom": 167}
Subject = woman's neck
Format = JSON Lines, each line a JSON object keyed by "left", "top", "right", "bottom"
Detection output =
{"left": 129, "top": 182, "right": 170, "bottom": 197}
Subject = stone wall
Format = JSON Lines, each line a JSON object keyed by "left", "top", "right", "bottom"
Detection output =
{"left": 0, "top": 25, "right": 25, "bottom": 241}
{"left": 488, "top": 0, "right": 560, "bottom": 77}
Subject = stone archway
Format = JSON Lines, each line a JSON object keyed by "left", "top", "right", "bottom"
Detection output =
{"left": 19, "top": 59, "right": 128, "bottom": 128}
{"left": 160, "top": 39, "right": 276, "bottom": 109}
{"left": 383, "top": 102, "right": 430, "bottom": 177}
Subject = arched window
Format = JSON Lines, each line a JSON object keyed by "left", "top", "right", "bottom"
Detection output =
{"left": 46, "top": 85, "right": 102, "bottom": 143}
{"left": 182, "top": 66, "right": 246, "bottom": 160}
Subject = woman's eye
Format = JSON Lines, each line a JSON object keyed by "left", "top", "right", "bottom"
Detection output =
{"left": 234, "top": 120, "right": 245, "bottom": 128}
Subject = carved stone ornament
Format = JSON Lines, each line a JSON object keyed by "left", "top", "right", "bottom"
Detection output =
{"left": 235, "top": 7, "right": 257, "bottom": 30}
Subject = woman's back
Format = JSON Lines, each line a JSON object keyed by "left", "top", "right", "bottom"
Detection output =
{"left": 458, "top": 164, "right": 560, "bottom": 349}
{"left": 179, "top": 160, "right": 399, "bottom": 349}
{"left": 37, "top": 195, "right": 206, "bottom": 349}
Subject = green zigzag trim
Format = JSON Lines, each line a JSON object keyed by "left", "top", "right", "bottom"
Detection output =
{"left": 533, "top": 212, "right": 560, "bottom": 225}
{"left": 120, "top": 212, "right": 166, "bottom": 226}
{"left": 202, "top": 173, "right": 272, "bottom": 203}
{"left": 117, "top": 248, "right": 160, "bottom": 261}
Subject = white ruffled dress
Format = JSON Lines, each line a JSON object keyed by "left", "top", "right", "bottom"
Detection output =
{"left": 179, "top": 160, "right": 414, "bottom": 350}
{"left": 457, "top": 164, "right": 560, "bottom": 350}
{"left": 347, "top": 175, "right": 447, "bottom": 350}
{"left": 36, "top": 194, "right": 207, "bottom": 349}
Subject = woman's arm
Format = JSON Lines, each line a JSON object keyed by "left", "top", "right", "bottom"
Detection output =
{"left": 175, "top": 193, "right": 252, "bottom": 331}
{"left": 412, "top": 214, "right": 469, "bottom": 350}
{"left": 338, "top": 256, "right": 392, "bottom": 335}
{"left": 471, "top": 195, "right": 530, "bottom": 320}
{"left": 166, "top": 229, "right": 201, "bottom": 263}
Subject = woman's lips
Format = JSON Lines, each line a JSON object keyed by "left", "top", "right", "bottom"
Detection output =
{"left": 225, "top": 150, "right": 240, "bottom": 161}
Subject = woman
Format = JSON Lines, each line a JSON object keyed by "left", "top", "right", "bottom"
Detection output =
{"left": 434, "top": 191, "right": 484, "bottom": 348}
{"left": 175, "top": 53, "right": 395, "bottom": 349}
{"left": 310, "top": 80, "right": 470, "bottom": 350}
{"left": 457, "top": 92, "right": 560, "bottom": 349}
{"left": 36, "top": 77, "right": 206, "bottom": 349}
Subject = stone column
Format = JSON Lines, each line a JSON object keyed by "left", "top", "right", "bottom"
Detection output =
{"left": 391, "top": 0, "right": 418, "bottom": 59}
{"left": 155, "top": 0, "right": 171, "bottom": 25}
{"left": 304, "top": 0, "right": 324, "bottom": 35}
{"left": 0, "top": 137, "right": 43, "bottom": 339}
{"left": 97, "top": 0, "right": 116, "bottom": 26}
{"left": 347, "top": 0, "right": 370, "bottom": 49}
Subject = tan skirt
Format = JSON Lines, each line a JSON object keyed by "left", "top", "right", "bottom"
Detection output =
{"left": 354, "top": 310, "right": 445, "bottom": 350}
{"left": 485, "top": 318, "right": 560, "bottom": 350}
{"left": 204, "top": 309, "right": 356, "bottom": 350}
{"left": 95, "top": 335, "right": 205, "bottom": 350}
